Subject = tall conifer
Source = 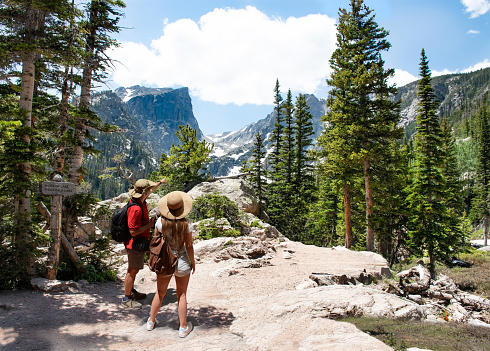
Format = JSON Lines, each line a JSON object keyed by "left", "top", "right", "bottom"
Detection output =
{"left": 282, "top": 89, "right": 295, "bottom": 186}
{"left": 250, "top": 133, "right": 267, "bottom": 220}
{"left": 408, "top": 49, "right": 461, "bottom": 277}
{"left": 64, "top": 0, "right": 125, "bottom": 245}
{"left": 267, "top": 80, "right": 287, "bottom": 232}
{"left": 269, "top": 79, "right": 283, "bottom": 176}
{"left": 0, "top": 0, "right": 76, "bottom": 278}
{"left": 318, "top": 0, "right": 401, "bottom": 249}
{"left": 471, "top": 100, "right": 490, "bottom": 245}
{"left": 293, "top": 94, "right": 315, "bottom": 195}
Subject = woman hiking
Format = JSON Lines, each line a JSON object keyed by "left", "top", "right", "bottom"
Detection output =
{"left": 147, "top": 191, "right": 195, "bottom": 338}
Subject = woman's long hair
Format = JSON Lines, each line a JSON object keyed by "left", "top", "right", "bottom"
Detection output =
{"left": 160, "top": 217, "right": 189, "bottom": 250}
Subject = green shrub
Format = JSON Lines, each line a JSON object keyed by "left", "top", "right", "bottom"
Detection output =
{"left": 0, "top": 245, "right": 28, "bottom": 290}
{"left": 0, "top": 220, "right": 49, "bottom": 290}
{"left": 58, "top": 236, "right": 117, "bottom": 283}
{"left": 250, "top": 220, "right": 263, "bottom": 228}
{"left": 196, "top": 218, "right": 240, "bottom": 240}
{"left": 189, "top": 193, "right": 242, "bottom": 228}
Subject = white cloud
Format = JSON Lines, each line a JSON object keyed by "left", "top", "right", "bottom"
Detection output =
{"left": 431, "top": 59, "right": 490, "bottom": 76}
{"left": 388, "top": 59, "right": 490, "bottom": 87}
{"left": 461, "top": 58, "right": 490, "bottom": 72}
{"left": 467, "top": 29, "right": 480, "bottom": 34}
{"left": 109, "top": 6, "right": 337, "bottom": 106}
{"left": 461, "top": 0, "right": 490, "bottom": 18}
{"left": 390, "top": 69, "right": 418, "bottom": 87}
{"left": 433, "top": 68, "right": 459, "bottom": 77}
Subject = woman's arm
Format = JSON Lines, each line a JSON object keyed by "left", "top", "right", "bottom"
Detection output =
{"left": 185, "top": 230, "right": 195, "bottom": 274}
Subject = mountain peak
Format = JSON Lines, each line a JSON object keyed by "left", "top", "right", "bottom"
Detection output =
{"left": 114, "top": 85, "right": 177, "bottom": 102}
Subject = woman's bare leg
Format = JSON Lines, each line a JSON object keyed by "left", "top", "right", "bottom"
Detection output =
{"left": 149, "top": 274, "right": 172, "bottom": 322}
{"left": 175, "top": 274, "right": 191, "bottom": 328}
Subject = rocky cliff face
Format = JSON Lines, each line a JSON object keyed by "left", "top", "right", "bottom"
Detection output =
{"left": 85, "top": 86, "right": 203, "bottom": 199}
{"left": 92, "top": 85, "right": 202, "bottom": 157}
{"left": 395, "top": 67, "right": 490, "bottom": 136}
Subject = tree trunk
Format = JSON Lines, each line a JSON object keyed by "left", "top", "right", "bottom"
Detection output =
{"left": 65, "top": 2, "right": 98, "bottom": 245}
{"left": 46, "top": 195, "right": 62, "bottom": 279}
{"left": 53, "top": 67, "right": 71, "bottom": 175}
{"left": 484, "top": 213, "right": 488, "bottom": 247}
{"left": 14, "top": 6, "right": 46, "bottom": 277}
{"left": 344, "top": 182, "right": 353, "bottom": 248}
{"left": 37, "top": 202, "right": 84, "bottom": 273}
{"left": 429, "top": 253, "right": 436, "bottom": 279}
{"left": 14, "top": 51, "right": 35, "bottom": 235}
{"left": 364, "top": 159, "right": 374, "bottom": 251}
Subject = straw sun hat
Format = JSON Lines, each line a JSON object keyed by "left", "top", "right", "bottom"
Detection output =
{"left": 158, "top": 191, "right": 193, "bottom": 220}
{"left": 129, "top": 179, "right": 157, "bottom": 199}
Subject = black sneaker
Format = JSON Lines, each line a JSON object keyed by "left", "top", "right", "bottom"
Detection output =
{"left": 130, "top": 290, "right": 147, "bottom": 300}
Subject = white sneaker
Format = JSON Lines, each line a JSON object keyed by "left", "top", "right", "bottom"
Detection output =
{"left": 147, "top": 317, "right": 158, "bottom": 331}
{"left": 179, "top": 321, "right": 193, "bottom": 338}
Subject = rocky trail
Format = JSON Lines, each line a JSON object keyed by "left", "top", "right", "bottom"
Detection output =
{"left": 1, "top": 239, "right": 396, "bottom": 351}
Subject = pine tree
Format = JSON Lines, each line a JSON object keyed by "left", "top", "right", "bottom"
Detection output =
{"left": 317, "top": 118, "right": 357, "bottom": 248}
{"left": 293, "top": 94, "right": 315, "bottom": 194}
{"left": 0, "top": 0, "right": 77, "bottom": 279}
{"left": 441, "top": 118, "right": 463, "bottom": 214}
{"left": 407, "top": 49, "right": 461, "bottom": 278}
{"left": 371, "top": 141, "right": 410, "bottom": 264}
{"left": 471, "top": 100, "right": 490, "bottom": 245}
{"left": 150, "top": 125, "right": 213, "bottom": 192}
{"left": 305, "top": 175, "right": 341, "bottom": 247}
{"left": 64, "top": 0, "right": 125, "bottom": 246}
{"left": 269, "top": 79, "right": 284, "bottom": 176}
{"left": 249, "top": 133, "right": 267, "bottom": 220}
{"left": 290, "top": 94, "right": 316, "bottom": 240}
{"left": 282, "top": 89, "right": 295, "bottom": 186}
{"left": 318, "top": 0, "right": 401, "bottom": 249}
{"left": 266, "top": 79, "right": 288, "bottom": 233}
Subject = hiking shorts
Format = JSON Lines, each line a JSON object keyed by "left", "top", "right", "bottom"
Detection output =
{"left": 127, "top": 249, "right": 145, "bottom": 270}
{"left": 161, "top": 249, "right": 192, "bottom": 278}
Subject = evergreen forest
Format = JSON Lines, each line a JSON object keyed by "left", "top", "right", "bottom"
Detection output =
{"left": 0, "top": 0, "right": 489, "bottom": 288}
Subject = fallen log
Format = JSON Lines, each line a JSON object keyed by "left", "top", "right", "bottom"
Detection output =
{"left": 457, "top": 293, "right": 490, "bottom": 311}
{"left": 396, "top": 260, "right": 431, "bottom": 294}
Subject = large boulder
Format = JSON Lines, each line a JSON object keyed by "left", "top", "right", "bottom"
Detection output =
{"left": 188, "top": 178, "right": 259, "bottom": 216}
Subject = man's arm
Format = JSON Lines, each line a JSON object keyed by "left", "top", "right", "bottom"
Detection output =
{"left": 129, "top": 217, "right": 155, "bottom": 236}
{"left": 148, "top": 178, "right": 166, "bottom": 194}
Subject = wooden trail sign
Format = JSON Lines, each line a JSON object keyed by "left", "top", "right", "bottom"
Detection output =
{"left": 40, "top": 180, "right": 76, "bottom": 280}
{"left": 40, "top": 181, "right": 76, "bottom": 196}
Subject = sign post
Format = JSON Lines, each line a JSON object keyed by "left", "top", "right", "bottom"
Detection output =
{"left": 40, "top": 176, "right": 76, "bottom": 280}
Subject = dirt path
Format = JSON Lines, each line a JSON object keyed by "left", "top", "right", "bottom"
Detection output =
{"left": 0, "top": 241, "right": 393, "bottom": 351}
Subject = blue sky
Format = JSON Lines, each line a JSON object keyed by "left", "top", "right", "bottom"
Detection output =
{"left": 107, "top": 0, "right": 490, "bottom": 135}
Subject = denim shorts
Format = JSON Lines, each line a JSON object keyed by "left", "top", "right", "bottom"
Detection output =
{"left": 161, "top": 247, "right": 191, "bottom": 278}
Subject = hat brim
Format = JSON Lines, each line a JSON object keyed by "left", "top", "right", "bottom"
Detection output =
{"left": 129, "top": 180, "right": 157, "bottom": 198}
{"left": 158, "top": 191, "right": 193, "bottom": 220}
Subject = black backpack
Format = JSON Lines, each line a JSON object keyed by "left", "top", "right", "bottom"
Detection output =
{"left": 110, "top": 201, "right": 144, "bottom": 242}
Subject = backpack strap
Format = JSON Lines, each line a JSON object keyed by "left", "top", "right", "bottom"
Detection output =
{"left": 128, "top": 199, "right": 145, "bottom": 222}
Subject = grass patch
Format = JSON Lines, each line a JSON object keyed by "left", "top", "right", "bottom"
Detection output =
{"left": 441, "top": 250, "right": 490, "bottom": 299}
{"left": 343, "top": 316, "right": 490, "bottom": 351}
{"left": 390, "top": 250, "right": 490, "bottom": 299}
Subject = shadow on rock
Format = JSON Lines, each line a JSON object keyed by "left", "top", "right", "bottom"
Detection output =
{"left": 189, "top": 305, "right": 235, "bottom": 329}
